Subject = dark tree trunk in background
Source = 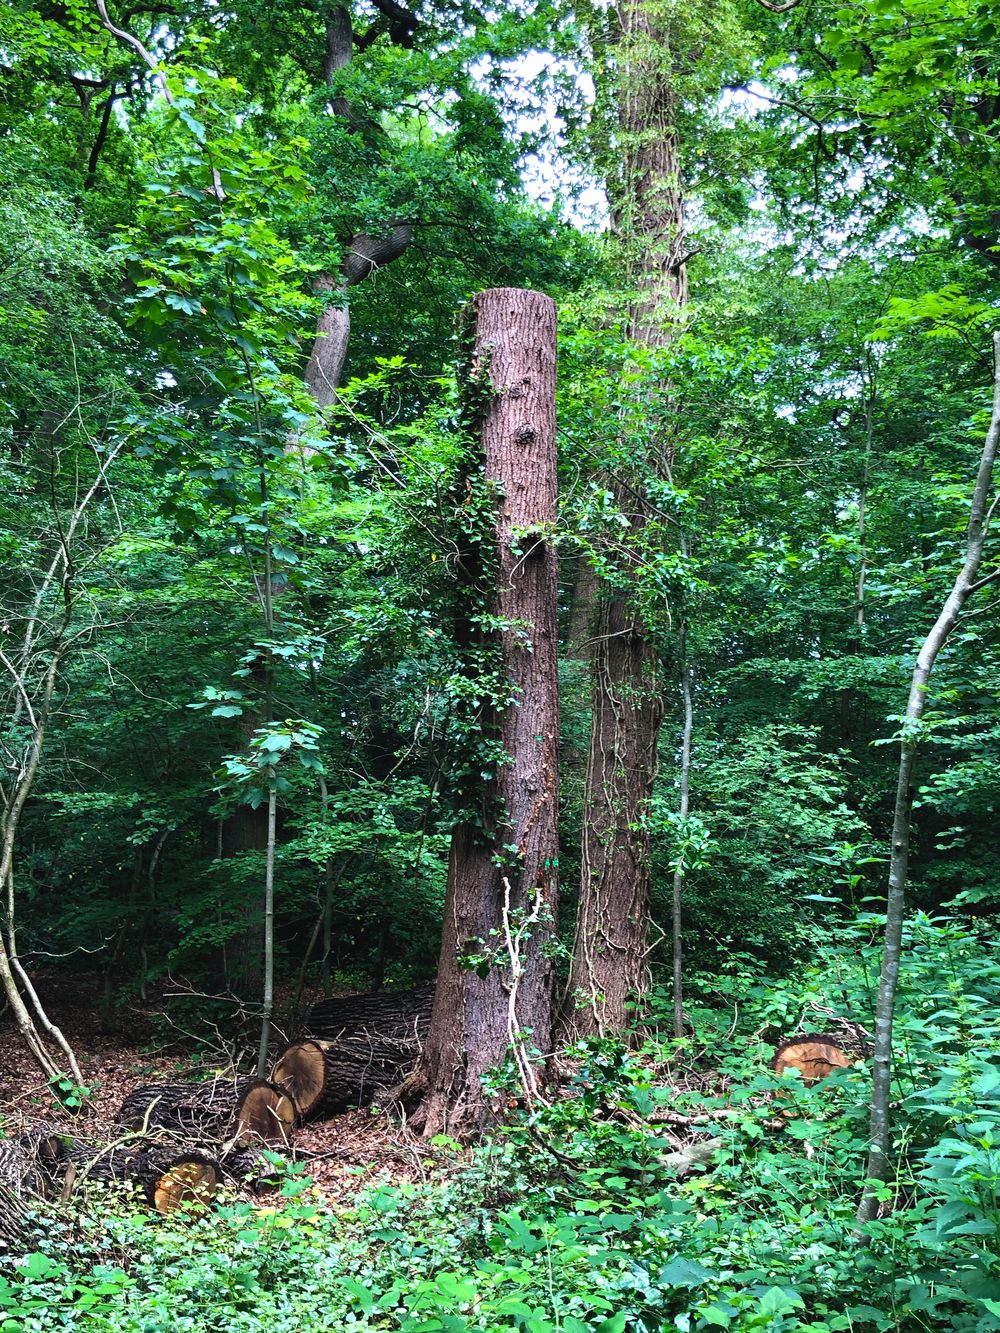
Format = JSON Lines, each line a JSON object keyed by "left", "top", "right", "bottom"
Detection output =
{"left": 565, "top": 595, "right": 662, "bottom": 1037}
{"left": 410, "top": 288, "right": 560, "bottom": 1138}
{"left": 563, "top": 0, "right": 687, "bottom": 1039}
{"left": 671, "top": 622, "right": 693, "bottom": 1038}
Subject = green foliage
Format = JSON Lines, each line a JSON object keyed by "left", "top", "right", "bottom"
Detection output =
{"left": 5, "top": 913, "right": 997, "bottom": 1330}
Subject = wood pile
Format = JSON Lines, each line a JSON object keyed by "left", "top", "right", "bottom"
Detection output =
{"left": 273, "top": 986, "right": 433, "bottom": 1120}
{"left": 0, "top": 987, "right": 439, "bottom": 1249}
{"left": 0, "top": 1074, "right": 300, "bottom": 1251}
{"left": 0, "top": 1124, "right": 228, "bottom": 1254}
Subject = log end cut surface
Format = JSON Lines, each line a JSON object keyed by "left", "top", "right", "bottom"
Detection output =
{"left": 772, "top": 1034, "right": 852, "bottom": 1085}
{"left": 273, "top": 1040, "right": 328, "bottom": 1120}
{"left": 151, "top": 1156, "right": 221, "bottom": 1215}
{"left": 236, "top": 1079, "right": 296, "bottom": 1146}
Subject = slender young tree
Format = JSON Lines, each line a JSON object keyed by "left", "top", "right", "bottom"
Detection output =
{"left": 410, "top": 288, "right": 560, "bottom": 1138}
{"left": 0, "top": 439, "right": 125, "bottom": 1087}
{"left": 670, "top": 621, "right": 693, "bottom": 1039}
{"left": 856, "top": 331, "right": 1000, "bottom": 1228}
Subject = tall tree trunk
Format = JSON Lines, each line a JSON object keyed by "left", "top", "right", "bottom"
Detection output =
{"left": 220, "top": 3, "right": 414, "bottom": 997}
{"left": 563, "top": 0, "right": 687, "bottom": 1040}
{"left": 410, "top": 288, "right": 560, "bottom": 1138}
{"left": 303, "top": 6, "right": 413, "bottom": 402}
{"left": 856, "top": 332, "right": 1000, "bottom": 1229}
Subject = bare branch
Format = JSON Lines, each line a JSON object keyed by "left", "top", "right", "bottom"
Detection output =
{"left": 93, "top": 0, "right": 174, "bottom": 103}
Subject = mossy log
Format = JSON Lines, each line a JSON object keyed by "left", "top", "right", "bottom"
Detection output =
{"left": 278, "top": 987, "right": 433, "bottom": 1117}
{"left": 772, "top": 1034, "right": 852, "bottom": 1085}
{"left": 116, "top": 1078, "right": 295, "bottom": 1147}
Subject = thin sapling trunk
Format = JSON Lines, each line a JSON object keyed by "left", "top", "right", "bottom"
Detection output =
{"left": 856, "top": 331, "right": 1000, "bottom": 1229}
{"left": 671, "top": 623, "right": 693, "bottom": 1040}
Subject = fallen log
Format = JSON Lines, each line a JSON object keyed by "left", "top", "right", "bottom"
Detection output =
{"left": 279, "top": 987, "right": 433, "bottom": 1117}
{"left": 660, "top": 1137, "right": 723, "bottom": 1177}
{"left": 274, "top": 1035, "right": 419, "bottom": 1117}
{"left": 0, "top": 1179, "right": 47, "bottom": 1255}
{"left": 303, "top": 986, "right": 433, "bottom": 1042}
{"left": 772, "top": 1034, "right": 852, "bottom": 1085}
{"left": 116, "top": 1078, "right": 295, "bottom": 1147}
{"left": 0, "top": 1138, "right": 48, "bottom": 1198}
{"left": 70, "top": 1140, "right": 221, "bottom": 1214}
{"left": 7, "top": 1125, "right": 222, "bottom": 1219}
{"left": 221, "top": 1145, "right": 282, "bottom": 1195}
{"left": 17, "top": 1125, "right": 76, "bottom": 1200}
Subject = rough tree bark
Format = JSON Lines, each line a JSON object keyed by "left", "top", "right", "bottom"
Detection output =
{"left": 407, "top": 288, "right": 560, "bottom": 1138}
{"left": 856, "top": 331, "right": 1000, "bottom": 1229}
{"left": 563, "top": 0, "right": 687, "bottom": 1040}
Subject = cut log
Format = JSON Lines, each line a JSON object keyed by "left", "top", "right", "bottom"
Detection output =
{"left": 146, "top": 1150, "right": 220, "bottom": 1214}
{"left": 772, "top": 1034, "right": 852, "bottom": 1085}
{"left": 303, "top": 986, "right": 433, "bottom": 1041}
{"left": 279, "top": 987, "right": 432, "bottom": 1116}
{"left": 221, "top": 1146, "right": 283, "bottom": 1195}
{"left": 0, "top": 1180, "right": 46, "bottom": 1255}
{"left": 71, "top": 1140, "right": 222, "bottom": 1215}
{"left": 0, "top": 1138, "right": 48, "bottom": 1198}
{"left": 275, "top": 1035, "right": 424, "bottom": 1117}
{"left": 284, "top": 986, "right": 433, "bottom": 1116}
{"left": 116, "top": 1078, "right": 295, "bottom": 1147}
{"left": 17, "top": 1125, "right": 74, "bottom": 1198}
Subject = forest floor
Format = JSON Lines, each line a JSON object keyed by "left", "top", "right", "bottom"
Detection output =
{"left": 0, "top": 973, "right": 432, "bottom": 1203}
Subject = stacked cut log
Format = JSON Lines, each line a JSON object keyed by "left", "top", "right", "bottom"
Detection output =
{"left": 0, "top": 1136, "right": 58, "bottom": 1253}
{"left": 116, "top": 1077, "right": 295, "bottom": 1148}
{"left": 221, "top": 1145, "right": 282, "bottom": 1196}
{"left": 64, "top": 1137, "right": 222, "bottom": 1214}
{"left": 0, "top": 1123, "right": 224, "bottom": 1251}
{"left": 274, "top": 986, "right": 433, "bottom": 1120}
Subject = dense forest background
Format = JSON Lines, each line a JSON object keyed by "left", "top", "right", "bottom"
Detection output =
{"left": 2, "top": 0, "right": 1000, "bottom": 1329}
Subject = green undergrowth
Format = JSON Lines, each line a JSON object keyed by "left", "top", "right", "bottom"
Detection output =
{"left": 2, "top": 913, "right": 998, "bottom": 1332}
